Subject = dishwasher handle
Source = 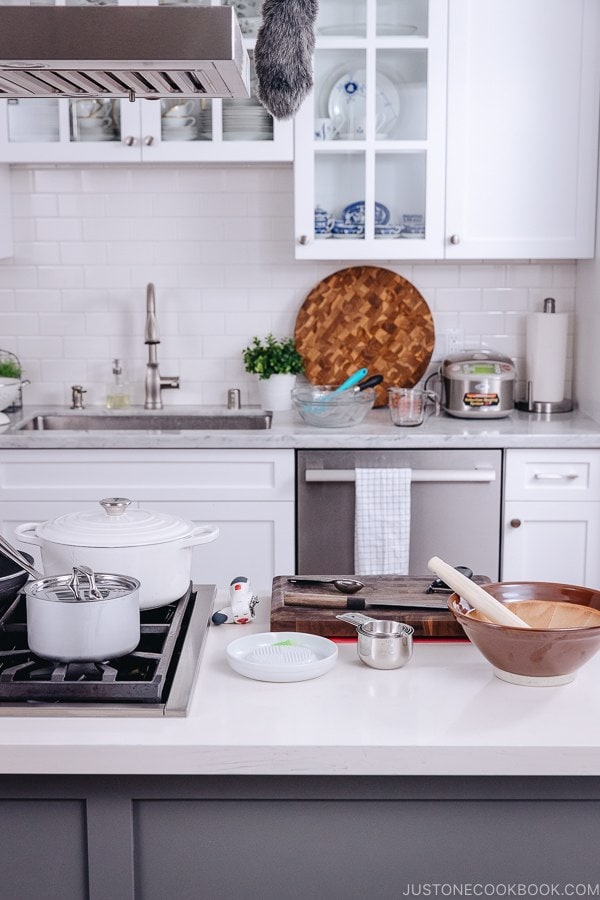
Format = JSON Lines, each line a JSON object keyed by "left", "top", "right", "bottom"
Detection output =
{"left": 305, "top": 468, "right": 496, "bottom": 484}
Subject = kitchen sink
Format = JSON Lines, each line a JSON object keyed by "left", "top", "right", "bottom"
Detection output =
{"left": 14, "top": 411, "right": 273, "bottom": 431}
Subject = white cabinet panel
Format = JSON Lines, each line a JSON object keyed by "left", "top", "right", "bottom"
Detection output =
{"left": 503, "top": 501, "right": 600, "bottom": 587}
{"left": 445, "top": 0, "right": 600, "bottom": 259}
{"left": 0, "top": 449, "right": 295, "bottom": 595}
{"left": 146, "top": 501, "right": 294, "bottom": 594}
{"left": 502, "top": 449, "right": 600, "bottom": 587}
{"left": 504, "top": 449, "right": 600, "bottom": 503}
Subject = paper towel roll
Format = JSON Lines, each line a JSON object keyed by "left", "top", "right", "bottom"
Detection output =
{"left": 526, "top": 311, "right": 568, "bottom": 403}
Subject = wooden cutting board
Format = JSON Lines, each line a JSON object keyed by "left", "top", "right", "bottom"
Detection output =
{"left": 294, "top": 266, "right": 435, "bottom": 407}
{"left": 270, "top": 575, "right": 491, "bottom": 639}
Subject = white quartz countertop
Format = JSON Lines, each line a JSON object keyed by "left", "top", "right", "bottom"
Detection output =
{"left": 1, "top": 590, "right": 600, "bottom": 776}
{"left": 1, "top": 405, "right": 600, "bottom": 449}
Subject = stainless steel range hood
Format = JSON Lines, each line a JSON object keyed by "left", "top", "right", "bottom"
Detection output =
{"left": 0, "top": 5, "right": 250, "bottom": 101}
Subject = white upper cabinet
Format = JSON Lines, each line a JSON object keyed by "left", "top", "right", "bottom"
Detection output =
{"left": 445, "top": 0, "right": 600, "bottom": 260}
{"left": 0, "top": 1, "right": 293, "bottom": 164}
{"left": 294, "top": 0, "right": 600, "bottom": 260}
{"left": 294, "top": 0, "right": 448, "bottom": 259}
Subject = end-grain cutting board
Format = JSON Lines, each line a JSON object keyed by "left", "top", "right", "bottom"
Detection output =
{"left": 270, "top": 575, "right": 491, "bottom": 638}
{"left": 294, "top": 266, "right": 435, "bottom": 407}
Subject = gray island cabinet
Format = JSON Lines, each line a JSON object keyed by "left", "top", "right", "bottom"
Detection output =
{"left": 2, "top": 775, "right": 600, "bottom": 900}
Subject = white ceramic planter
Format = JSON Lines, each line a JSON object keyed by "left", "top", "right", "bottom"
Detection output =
{"left": 257, "top": 373, "right": 297, "bottom": 411}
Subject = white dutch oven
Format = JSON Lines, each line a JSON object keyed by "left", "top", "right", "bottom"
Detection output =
{"left": 15, "top": 497, "right": 219, "bottom": 609}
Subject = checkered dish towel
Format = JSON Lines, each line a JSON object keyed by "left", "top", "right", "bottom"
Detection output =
{"left": 354, "top": 468, "right": 412, "bottom": 575}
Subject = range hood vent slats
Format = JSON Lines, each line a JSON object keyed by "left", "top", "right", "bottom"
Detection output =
{"left": 0, "top": 6, "right": 251, "bottom": 100}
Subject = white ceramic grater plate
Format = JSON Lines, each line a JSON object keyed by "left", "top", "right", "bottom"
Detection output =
{"left": 225, "top": 631, "right": 338, "bottom": 682}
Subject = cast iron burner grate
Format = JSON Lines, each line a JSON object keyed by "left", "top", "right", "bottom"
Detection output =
{"left": 0, "top": 583, "right": 196, "bottom": 704}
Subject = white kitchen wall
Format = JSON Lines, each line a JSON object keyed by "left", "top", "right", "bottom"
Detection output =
{"left": 574, "top": 150, "right": 600, "bottom": 420}
{"left": 0, "top": 163, "right": 576, "bottom": 408}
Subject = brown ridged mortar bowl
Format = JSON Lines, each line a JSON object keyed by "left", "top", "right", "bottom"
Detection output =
{"left": 448, "top": 581, "right": 600, "bottom": 686}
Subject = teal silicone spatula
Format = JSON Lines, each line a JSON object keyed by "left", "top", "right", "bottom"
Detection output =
{"left": 334, "top": 367, "right": 368, "bottom": 393}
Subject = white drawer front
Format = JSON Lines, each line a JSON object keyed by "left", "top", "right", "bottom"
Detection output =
{"left": 0, "top": 449, "right": 295, "bottom": 502}
{"left": 504, "top": 449, "right": 600, "bottom": 502}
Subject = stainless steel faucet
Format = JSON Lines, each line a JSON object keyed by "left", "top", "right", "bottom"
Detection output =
{"left": 144, "top": 282, "right": 180, "bottom": 410}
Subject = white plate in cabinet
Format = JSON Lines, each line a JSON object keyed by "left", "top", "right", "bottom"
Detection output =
{"left": 504, "top": 450, "right": 600, "bottom": 503}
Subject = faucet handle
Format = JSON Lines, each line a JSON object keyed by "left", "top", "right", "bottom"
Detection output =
{"left": 70, "top": 385, "right": 87, "bottom": 409}
{"left": 160, "top": 376, "right": 180, "bottom": 391}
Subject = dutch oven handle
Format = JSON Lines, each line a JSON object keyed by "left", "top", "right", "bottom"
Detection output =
{"left": 13, "top": 522, "right": 43, "bottom": 546}
{"left": 180, "top": 524, "right": 219, "bottom": 548}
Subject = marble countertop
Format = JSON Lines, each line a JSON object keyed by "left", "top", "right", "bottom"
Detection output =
{"left": 1, "top": 589, "right": 600, "bottom": 776}
{"left": 1, "top": 405, "right": 600, "bottom": 449}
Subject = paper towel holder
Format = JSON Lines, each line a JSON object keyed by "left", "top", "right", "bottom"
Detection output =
{"left": 515, "top": 381, "right": 575, "bottom": 415}
{"left": 516, "top": 297, "right": 575, "bottom": 415}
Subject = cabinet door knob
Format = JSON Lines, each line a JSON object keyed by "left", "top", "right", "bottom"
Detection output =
{"left": 298, "top": 235, "right": 309, "bottom": 245}
{"left": 143, "top": 135, "right": 155, "bottom": 146}
{"left": 510, "top": 518, "right": 522, "bottom": 528}
{"left": 450, "top": 234, "right": 461, "bottom": 245}
{"left": 123, "top": 135, "right": 137, "bottom": 147}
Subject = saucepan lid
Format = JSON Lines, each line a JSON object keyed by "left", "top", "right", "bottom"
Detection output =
{"left": 24, "top": 566, "right": 140, "bottom": 604}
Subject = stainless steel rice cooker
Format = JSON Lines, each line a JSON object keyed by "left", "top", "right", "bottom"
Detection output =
{"left": 437, "top": 350, "right": 515, "bottom": 418}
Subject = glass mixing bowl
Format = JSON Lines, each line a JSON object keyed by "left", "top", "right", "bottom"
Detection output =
{"left": 291, "top": 385, "right": 375, "bottom": 428}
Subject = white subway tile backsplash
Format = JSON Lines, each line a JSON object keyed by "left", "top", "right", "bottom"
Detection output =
{"left": 33, "top": 169, "right": 82, "bottom": 193}
{"left": 12, "top": 194, "right": 58, "bottom": 218}
{"left": 203, "top": 288, "right": 248, "bottom": 312}
{"left": 14, "top": 289, "right": 61, "bottom": 313}
{"left": 412, "top": 265, "right": 461, "bottom": 289}
{"left": 178, "top": 313, "right": 226, "bottom": 337}
{"left": 0, "top": 266, "right": 37, "bottom": 289}
{"left": 15, "top": 242, "right": 60, "bottom": 266}
{"left": 436, "top": 288, "right": 481, "bottom": 312}
{"left": 0, "top": 164, "right": 580, "bottom": 407}
{"left": 482, "top": 288, "right": 528, "bottom": 311}
{"left": 39, "top": 313, "right": 85, "bottom": 336}
{"left": 459, "top": 264, "right": 506, "bottom": 288}
{"left": 0, "top": 313, "right": 39, "bottom": 335}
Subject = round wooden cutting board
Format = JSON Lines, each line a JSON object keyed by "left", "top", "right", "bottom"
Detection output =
{"left": 294, "top": 266, "right": 435, "bottom": 406}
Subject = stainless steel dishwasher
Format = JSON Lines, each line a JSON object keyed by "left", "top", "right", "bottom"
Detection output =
{"left": 296, "top": 449, "right": 502, "bottom": 579}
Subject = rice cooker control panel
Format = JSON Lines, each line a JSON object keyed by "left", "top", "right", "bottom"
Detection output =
{"left": 448, "top": 361, "right": 514, "bottom": 378}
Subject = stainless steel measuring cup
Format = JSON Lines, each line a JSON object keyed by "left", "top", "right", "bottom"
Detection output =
{"left": 336, "top": 612, "right": 414, "bottom": 670}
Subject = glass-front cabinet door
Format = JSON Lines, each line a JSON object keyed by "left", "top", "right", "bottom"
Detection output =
{"left": 294, "top": 0, "right": 447, "bottom": 259}
{"left": 0, "top": 0, "right": 292, "bottom": 164}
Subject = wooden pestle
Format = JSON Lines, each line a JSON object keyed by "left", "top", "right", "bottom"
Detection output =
{"left": 427, "top": 556, "right": 531, "bottom": 629}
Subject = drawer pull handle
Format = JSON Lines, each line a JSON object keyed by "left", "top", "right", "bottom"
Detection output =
{"left": 533, "top": 473, "right": 578, "bottom": 481}
{"left": 510, "top": 518, "right": 522, "bottom": 528}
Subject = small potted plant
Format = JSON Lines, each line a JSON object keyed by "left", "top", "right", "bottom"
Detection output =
{"left": 242, "top": 334, "right": 304, "bottom": 411}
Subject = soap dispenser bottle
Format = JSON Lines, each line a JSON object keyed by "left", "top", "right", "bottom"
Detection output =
{"left": 105, "top": 358, "right": 130, "bottom": 410}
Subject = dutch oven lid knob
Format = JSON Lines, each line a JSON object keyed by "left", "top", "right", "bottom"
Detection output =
{"left": 99, "top": 497, "right": 132, "bottom": 518}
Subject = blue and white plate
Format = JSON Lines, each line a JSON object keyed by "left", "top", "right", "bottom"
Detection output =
{"left": 327, "top": 68, "right": 401, "bottom": 140}
{"left": 342, "top": 200, "right": 390, "bottom": 226}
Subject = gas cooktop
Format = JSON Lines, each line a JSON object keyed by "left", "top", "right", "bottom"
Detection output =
{"left": 0, "top": 583, "right": 215, "bottom": 717}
